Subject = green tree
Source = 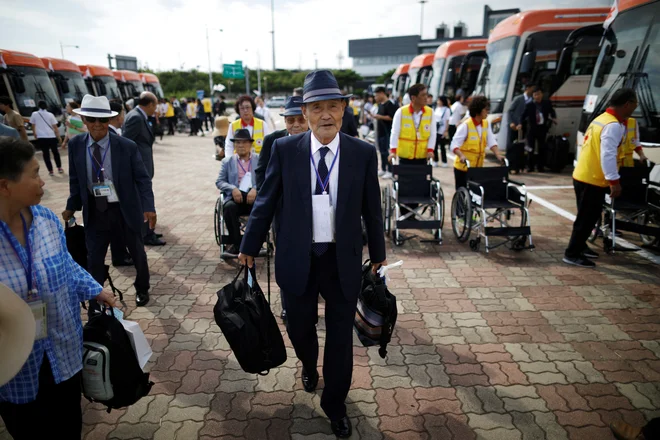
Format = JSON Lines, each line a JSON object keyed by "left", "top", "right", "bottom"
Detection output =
{"left": 376, "top": 68, "right": 396, "bottom": 84}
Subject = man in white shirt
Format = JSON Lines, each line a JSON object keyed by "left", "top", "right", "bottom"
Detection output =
{"left": 255, "top": 96, "right": 276, "bottom": 130}
{"left": 564, "top": 88, "right": 638, "bottom": 268}
{"left": 29, "top": 100, "right": 62, "bottom": 175}
{"left": 448, "top": 94, "right": 467, "bottom": 140}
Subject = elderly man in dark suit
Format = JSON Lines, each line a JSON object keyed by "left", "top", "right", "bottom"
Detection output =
{"left": 239, "top": 70, "right": 386, "bottom": 438}
{"left": 62, "top": 95, "right": 156, "bottom": 309}
{"left": 123, "top": 91, "right": 165, "bottom": 246}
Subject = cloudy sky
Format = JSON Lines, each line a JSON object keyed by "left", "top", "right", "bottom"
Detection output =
{"left": 2, "top": 0, "right": 612, "bottom": 72}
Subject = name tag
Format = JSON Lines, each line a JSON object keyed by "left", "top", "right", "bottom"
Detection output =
{"left": 238, "top": 171, "right": 252, "bottom": 192}
{"left": 93, "top": 185, "right": 112, "bottom": 197}
{"left": 312, "top": 194, "right": 335, "bottom": 243}
{"left": 29, "top": 300, "right": 47, "bottom": 340}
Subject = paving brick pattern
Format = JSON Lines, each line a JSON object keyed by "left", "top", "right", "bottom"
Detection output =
{"left": 1, "top": 133, "right": 659, "bottom": 439}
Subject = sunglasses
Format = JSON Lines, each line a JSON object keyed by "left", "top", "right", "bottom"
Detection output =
{"left": 85, "top": 116, "right": 110, "bottom": 123}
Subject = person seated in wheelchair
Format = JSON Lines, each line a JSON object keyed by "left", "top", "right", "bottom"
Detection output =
{"left": 215, "top": 129, "right": 259, "bottom": 257}
{"left": 450, "top": 96, "right": 505, "bottom": 189}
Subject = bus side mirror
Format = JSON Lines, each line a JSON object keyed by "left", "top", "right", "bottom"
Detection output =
{"left": 12, "top": 77, "right": 26, "bottom": 94}
{"left": 594, "top": 44, "right": 615, "bottom": 88}
{"left": 520, "top": 51, "right": 536, "bottom": 74}
{"left": 445, "top": 69, "right": 455, "bottom": 85}
{"left": 60, "top": 80, "right": 70, "bottom": 94}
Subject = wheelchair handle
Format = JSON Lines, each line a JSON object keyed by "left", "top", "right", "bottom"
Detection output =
{"left": 501, "top": 157, "right": 509, "bottom": 168}
{"left": 465, "top": 159, "right": 471, "bottom": 169}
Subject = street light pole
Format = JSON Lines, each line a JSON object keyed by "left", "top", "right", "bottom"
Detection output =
{"left": 271, "top": 0, "right": 276, "bottom": 70}
{"left": 419, "top": 0, "right": 427, "bottom": 38}
{"left": 206, "top": 27, "right": 223, "bottom": 97}
{"left": 60, "top": 41, "right": 79, "bottom": 59}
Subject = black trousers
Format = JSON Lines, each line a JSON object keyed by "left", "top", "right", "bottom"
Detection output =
{"left": 37, "top": 138, "right": 61, "bottom": 172}
{"left": 223, "top": 200, "right": 252, "bottom": 246}
{"left": 167, "top": 116, "right": 176, "bottom": 135}
{"left": 110, "top": 231, "right": 132, "bottom": 263}
{"left": 86, "top": 200, "right": 150, "bottom": 309}
{"left": 565, "top": 179, "right": 606, "bottom": 258}
{"left": 0, "top": 357, "right": 82, "bottom": 440}
{"left": 284, "top": 245, "right": 356, "bottom": 421}
{"left": 190, "top": 118, "right": 199, "bottom": 135}
{"left": 643, "top": 418, "right": 660, "bottom": 437}
{"left": 204, "top": 113, "right": 213, "bottom": 131}
{"left": 448, "top": 124, "right": 457, "bottom": 142}
{"left": 454, "top": 168, "right": 467, "bottom": 190}
{"left": 527, "top": 128, "right": 548, "bottom": 171}
{"left": 377, "top": 134, "right": 391, "bottom": 172}
{"left": 435, "top": 136, "right": 448, "bottom": 164}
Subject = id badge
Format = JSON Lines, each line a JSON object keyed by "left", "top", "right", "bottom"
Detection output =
{"left": 105, "top": 180, "right": 119, "bottom": 203}
{"left": 312, "top": 194, "right": 335, "bottom": 243}
{"left": 29, "top": 300, "right": 47, "bottom": 340}
{"left": 92, "top": 184, "right": 112, "bottom": 198}
{"left": 238, "top": 172, "right": 252, "bottom": 192}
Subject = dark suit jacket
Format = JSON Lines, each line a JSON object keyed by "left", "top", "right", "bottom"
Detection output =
{"left": 65, "top": 132, "right": 155, "bottom": 233}
{"left": 122, "top": 108, "right": 155, "bottom": 178}
{"left": 341, "top": 106, "right": 358, "bottom": 137}
{"left": 255, "top": 128, "right": 287, "bottom": 191}
{"left": 507, "top": 94, "right": 531, "bottom": 126}
{"left": 240, "top": 131, "right": 386, "bottom": 301}
{"left": 521, "top": 100, "right": 556, "bottom": 132}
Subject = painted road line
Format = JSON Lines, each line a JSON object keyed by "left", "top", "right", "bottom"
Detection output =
{"left": 525, "top": 185, "right": 574, "bottom": 190}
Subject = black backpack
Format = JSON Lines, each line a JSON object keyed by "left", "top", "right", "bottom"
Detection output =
{"left": 354, "top": 260, "right": 398, "bottom": 358}
{"left": 82, "top": 310, "right": 153, "bottom": 412}
{"left": 213, "top": 266, "right": 286, "bottom": 375}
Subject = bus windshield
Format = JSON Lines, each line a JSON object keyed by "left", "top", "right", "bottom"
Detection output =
{"left": 444, "top": 55, "right": 465, "bottom": 99}
{"left": 98, "top": 76, "right": 121, "bottom": 100}
{"left": 479, "top": 36, "right": 519, "bottom": 112}
{"left": 12, "top": 66, "right": 62, "bottom": 117}
{"left": 145, "top": 83, "right": 165, "bottom": 99}
{"left": 429, "top": 58, "right": 445, "bottom": 98}
{"left": 128, "top": 80, "right": 145, "bottom": 95}
{"left": 59, "top": 70, "right": 87, "bottom": 104}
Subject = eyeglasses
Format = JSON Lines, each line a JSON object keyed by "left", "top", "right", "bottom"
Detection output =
{"left": 239, "top": 106, "right": 253, "bottom": 111}
{"left": 285, "top": 116, "right": 306, "bottom": 124}
{"left": 85, "top": 116, "right": 110, "bottom": 123}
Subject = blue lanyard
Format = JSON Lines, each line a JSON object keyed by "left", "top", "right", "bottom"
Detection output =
{"left": 310, "top": 145, "right": 339, "bottom": 194}
{"left": 0, "top": 212, "right": 36, "bottom": 295}
{"left": 87, "top": 134, "right": 111, "bottom": 182}
{"left": 237, "top": 157, "right": 251, "bottom": 174}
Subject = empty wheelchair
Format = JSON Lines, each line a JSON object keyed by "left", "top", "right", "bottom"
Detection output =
{"left": 589, "top": 163, "right": 660, "bottom": 253}
{"left": 382, "top": 163, "right": 445, "bottom": 246}
{"left": 450, "top": 159, "right": 534, "bottom": 253}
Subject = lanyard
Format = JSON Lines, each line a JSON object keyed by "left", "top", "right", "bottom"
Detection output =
{"left": 237, "top": 157, "right": 251, "bottom": 173}
{"left": 310, "top": 145, "right": 339, "bottom": 194}
{"left": 87, "top": 134, "right": 111, "bottom": 182}
{"left": 0, "top": 212, "right": 37, "bottom": 297}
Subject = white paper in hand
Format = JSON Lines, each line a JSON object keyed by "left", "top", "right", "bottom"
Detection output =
{"left": 377, "top": 260, "right": 404, "bottom": 282}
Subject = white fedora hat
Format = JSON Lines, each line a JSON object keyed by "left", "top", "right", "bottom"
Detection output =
{"left": 0, "top": 283, "right": 36, "bottom": 387}
{"left": 73, "top": 94, "right": 119, "bottom": 118}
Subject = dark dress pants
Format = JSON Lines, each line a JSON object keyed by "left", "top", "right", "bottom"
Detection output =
{"left": 527, "top": 128, "right": 548, "bottom": 171}
{"left": 565, "top": 179, "right": 606, "bottom": 258}
{"left": 643, "top": 418, "right": 660, "bottom": 437}
{"left": 223, "top": 199, "right": 252, "bottom": 247}
{"left": 86, "top": 198, "right": 150, "bottom": 312}
{"left": 0, "top": 357, "right": 82, "bottom": 440}
{"left": 377, "top": 133, "right": 391, "bottom": 172}
{"left": 37, "top": 137, "right": 62, "bottom": 172}
{"left": 284, "top": 245, "right": 356, "bottom": 421}
{"left": 167, "top": 116, "right": 176, "bottom": 135}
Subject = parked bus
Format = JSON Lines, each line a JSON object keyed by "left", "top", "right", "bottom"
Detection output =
{"left": 41, "top": 57, "right": 87, "bottom": 108}
{"left": 79, "top": 64, "right": 121, "bottom": 101}
{"left": 141, "top": 73, "right": 164, "bottom": 99}
{"left": 390, "top": 63, "right": 410, "bottom": 103}
{"left": 429, "top": 39, "right": 488, "bottom": 101}
{"left": 113, "top": 70, "right": 145, "bottom": 102}
{"left": 408, "top": 53, "right": 435, "bottom": 88}
{"left": 577, "top": 0, "right": 660, "bottom": 166}
{"left": 474, "top": 8, "right": 609, "bottom": 151}
{"left": 0, "top": 49, "right": 62, "bottom": 138}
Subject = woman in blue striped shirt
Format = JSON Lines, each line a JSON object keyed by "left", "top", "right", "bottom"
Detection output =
{"left": 0, "top": 137, "right": 116, "bottom": 440}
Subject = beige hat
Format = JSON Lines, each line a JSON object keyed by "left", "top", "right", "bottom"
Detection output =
{"left": 211, "top": 116, "right": 230, "bottom": 138}
{"left": 0, "top": 283, "right": 36, "bottom": 387}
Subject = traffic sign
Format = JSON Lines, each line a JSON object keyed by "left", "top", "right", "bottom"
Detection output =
{"left": 223, "top": 63, "right": 244, "bottom": 79}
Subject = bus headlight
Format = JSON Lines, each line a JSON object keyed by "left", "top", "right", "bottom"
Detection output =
{"left": 491, "top": 121, "right": 501, "bottom": 134}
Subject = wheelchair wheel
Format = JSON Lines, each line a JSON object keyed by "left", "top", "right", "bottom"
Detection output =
{"left": 469, "top": 237, "right": 481, "bottom": 252}
{"left": 214, "top": 197, "right": 222, "bottom": 246}
{"left": 382, "top": 186, "right": 391, "bottom": 235}
{"left": 451, "top": 187, "right": 472, "bottom": 243}
{"left": 588, "top": 214, "right": 603, "bottom": 243}
{"left": 638, "top": 211, "right": 657, "bottom": 246}
{"left": 437, "top": 187, "right": 445, "bottom": 232}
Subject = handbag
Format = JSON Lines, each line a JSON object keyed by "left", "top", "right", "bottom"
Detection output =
{"left": 213, "top": 265, "right": 286, "bottom": 374}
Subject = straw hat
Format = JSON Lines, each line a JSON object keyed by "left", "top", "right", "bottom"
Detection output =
{"left": 0, "top": 283, "right": 36, "bottom": 386}
{"left": 212, "top": 116, "right": 230, "bottom": 138}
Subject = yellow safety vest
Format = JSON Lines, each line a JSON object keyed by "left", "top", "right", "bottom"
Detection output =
{"left": 573, "top": 112, "right": 622, "bottom": 187}
{"left": 231, "top": 118, "right": 265, "bottom": 154}
{"left": 617, "top": 118, "right": 637, "bottom": 168}
{"left": 453, "top": 118, "right": 488, "bottom": 172}
{"left": 203, "top": 98, "right": 212, "bottom": 113}
{"left": 397, "top": 105, "right": 433, "bottom": 160}
{"left": 165, "top": 103, "right": 174, "bottom": 118}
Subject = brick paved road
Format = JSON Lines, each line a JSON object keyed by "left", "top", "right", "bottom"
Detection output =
{"left": 1, "top": 132, "right": 659, "bottom": 440}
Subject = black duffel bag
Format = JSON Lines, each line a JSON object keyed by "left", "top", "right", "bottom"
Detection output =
{"left": 213, "top": 265, "right": 286, "bottom": 374}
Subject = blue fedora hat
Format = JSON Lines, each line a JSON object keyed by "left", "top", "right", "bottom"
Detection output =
{"left": 279, "top": 96, "right": 304, "bottom": 116}
{"left": 302, "top": 70, "right": 352, "bottom": 104}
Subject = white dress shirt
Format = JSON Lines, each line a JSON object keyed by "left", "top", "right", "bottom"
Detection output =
{"left": 310, "top": 132, "right": 340, "bottom": 210}
{"left": 225, "top": 119, "right": 272, "bottom": 157}
{"left": 450, "top": 120, "right": 498, "bottom": 153}
{"left": 449, "top": 101, "right": 467, "bottom": 126}
{"left": 29, "top": 109, "right": 57, "bottom": 138}
{"left": 434, "top": 106, "right": 451, "bottom": 135}
{"left": 389, "top": 106, "right": 437, "bottom": 153}
{"left": 600, "top": 121, "right": 626, "bottom": 182}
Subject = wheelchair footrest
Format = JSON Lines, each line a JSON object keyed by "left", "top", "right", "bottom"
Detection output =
{"left": 484, "top": 226, "right": 531, "bottom": 237}
{"left": 396, "top": 220, "right": 442, "bottom": 230}
{"left": 614, "top": 221, "right": 660, "bottom": 237}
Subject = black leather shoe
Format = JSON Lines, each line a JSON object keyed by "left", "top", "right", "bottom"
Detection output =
{"left": 144, "top": 236, "right": 166, "bottom": 246}
{"left": 136, "top": 290, "right": 150, "bottom": 307}
{"left": 302, "top": 367, "right": 318, "bottom": 393}
{"left": 155, "top": 233, "right": 163, "bottom": 238}
{"left": 112, "top": 257, "right": 134, "bottom": 267}
{"left": 330, "top": 416, "right": 352, "bottom": 438}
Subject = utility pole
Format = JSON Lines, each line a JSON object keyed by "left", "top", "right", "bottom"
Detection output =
{"left": 336, "top": 51, "right": 344, "bottom": 69}
{"left": 314, "top": 53, "right": 318, "bottom": 70}
{"left": 419, "top": 0, "right": 427, "bottom": 38}
{"left": 206, "top": 27, "right": 223, "bottom": 97}
{"left": 271, "top": 0, "right": 276, "bottom": 70}
{"left": 257, "top": 51, "right": 262, "bottom": 96}
{"left": 60, "top": 42, "right": 79, "bottom": 59}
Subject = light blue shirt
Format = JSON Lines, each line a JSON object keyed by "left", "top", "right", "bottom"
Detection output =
{"left": 85, "top": 132, "right": 113, "bottom": 190}
{"left": 0, "top": 122, "right": 19, "bottom": 138}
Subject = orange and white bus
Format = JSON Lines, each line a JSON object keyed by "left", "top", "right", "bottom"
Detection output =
{"left": 408, "top": 53, "right": 435, "bottom": 89}
{"left": 113, "top": 70, "right": 145, "bottom": 102}
{"left": 79, "top": 64, "right": 121, "bottom": 101}
{"left": 41, "top": 57, "right": 87, "bottom": 108}
{"left": 0, "top": 49, "right": 63, "bottom": 139}
{"left": 140, "top": 73, "right": 165, "bottom": 99}
{"left": 474, "top": 8, "right": 609, "bottom": 151}
{"left": 429, "top": 39, "right": 488, "bottom": 101}
{"left": 390, "top": 63, "right": 410, "bottom": 103}
{"left": 577, "top": 0, "right": 660, "bottom": 167}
